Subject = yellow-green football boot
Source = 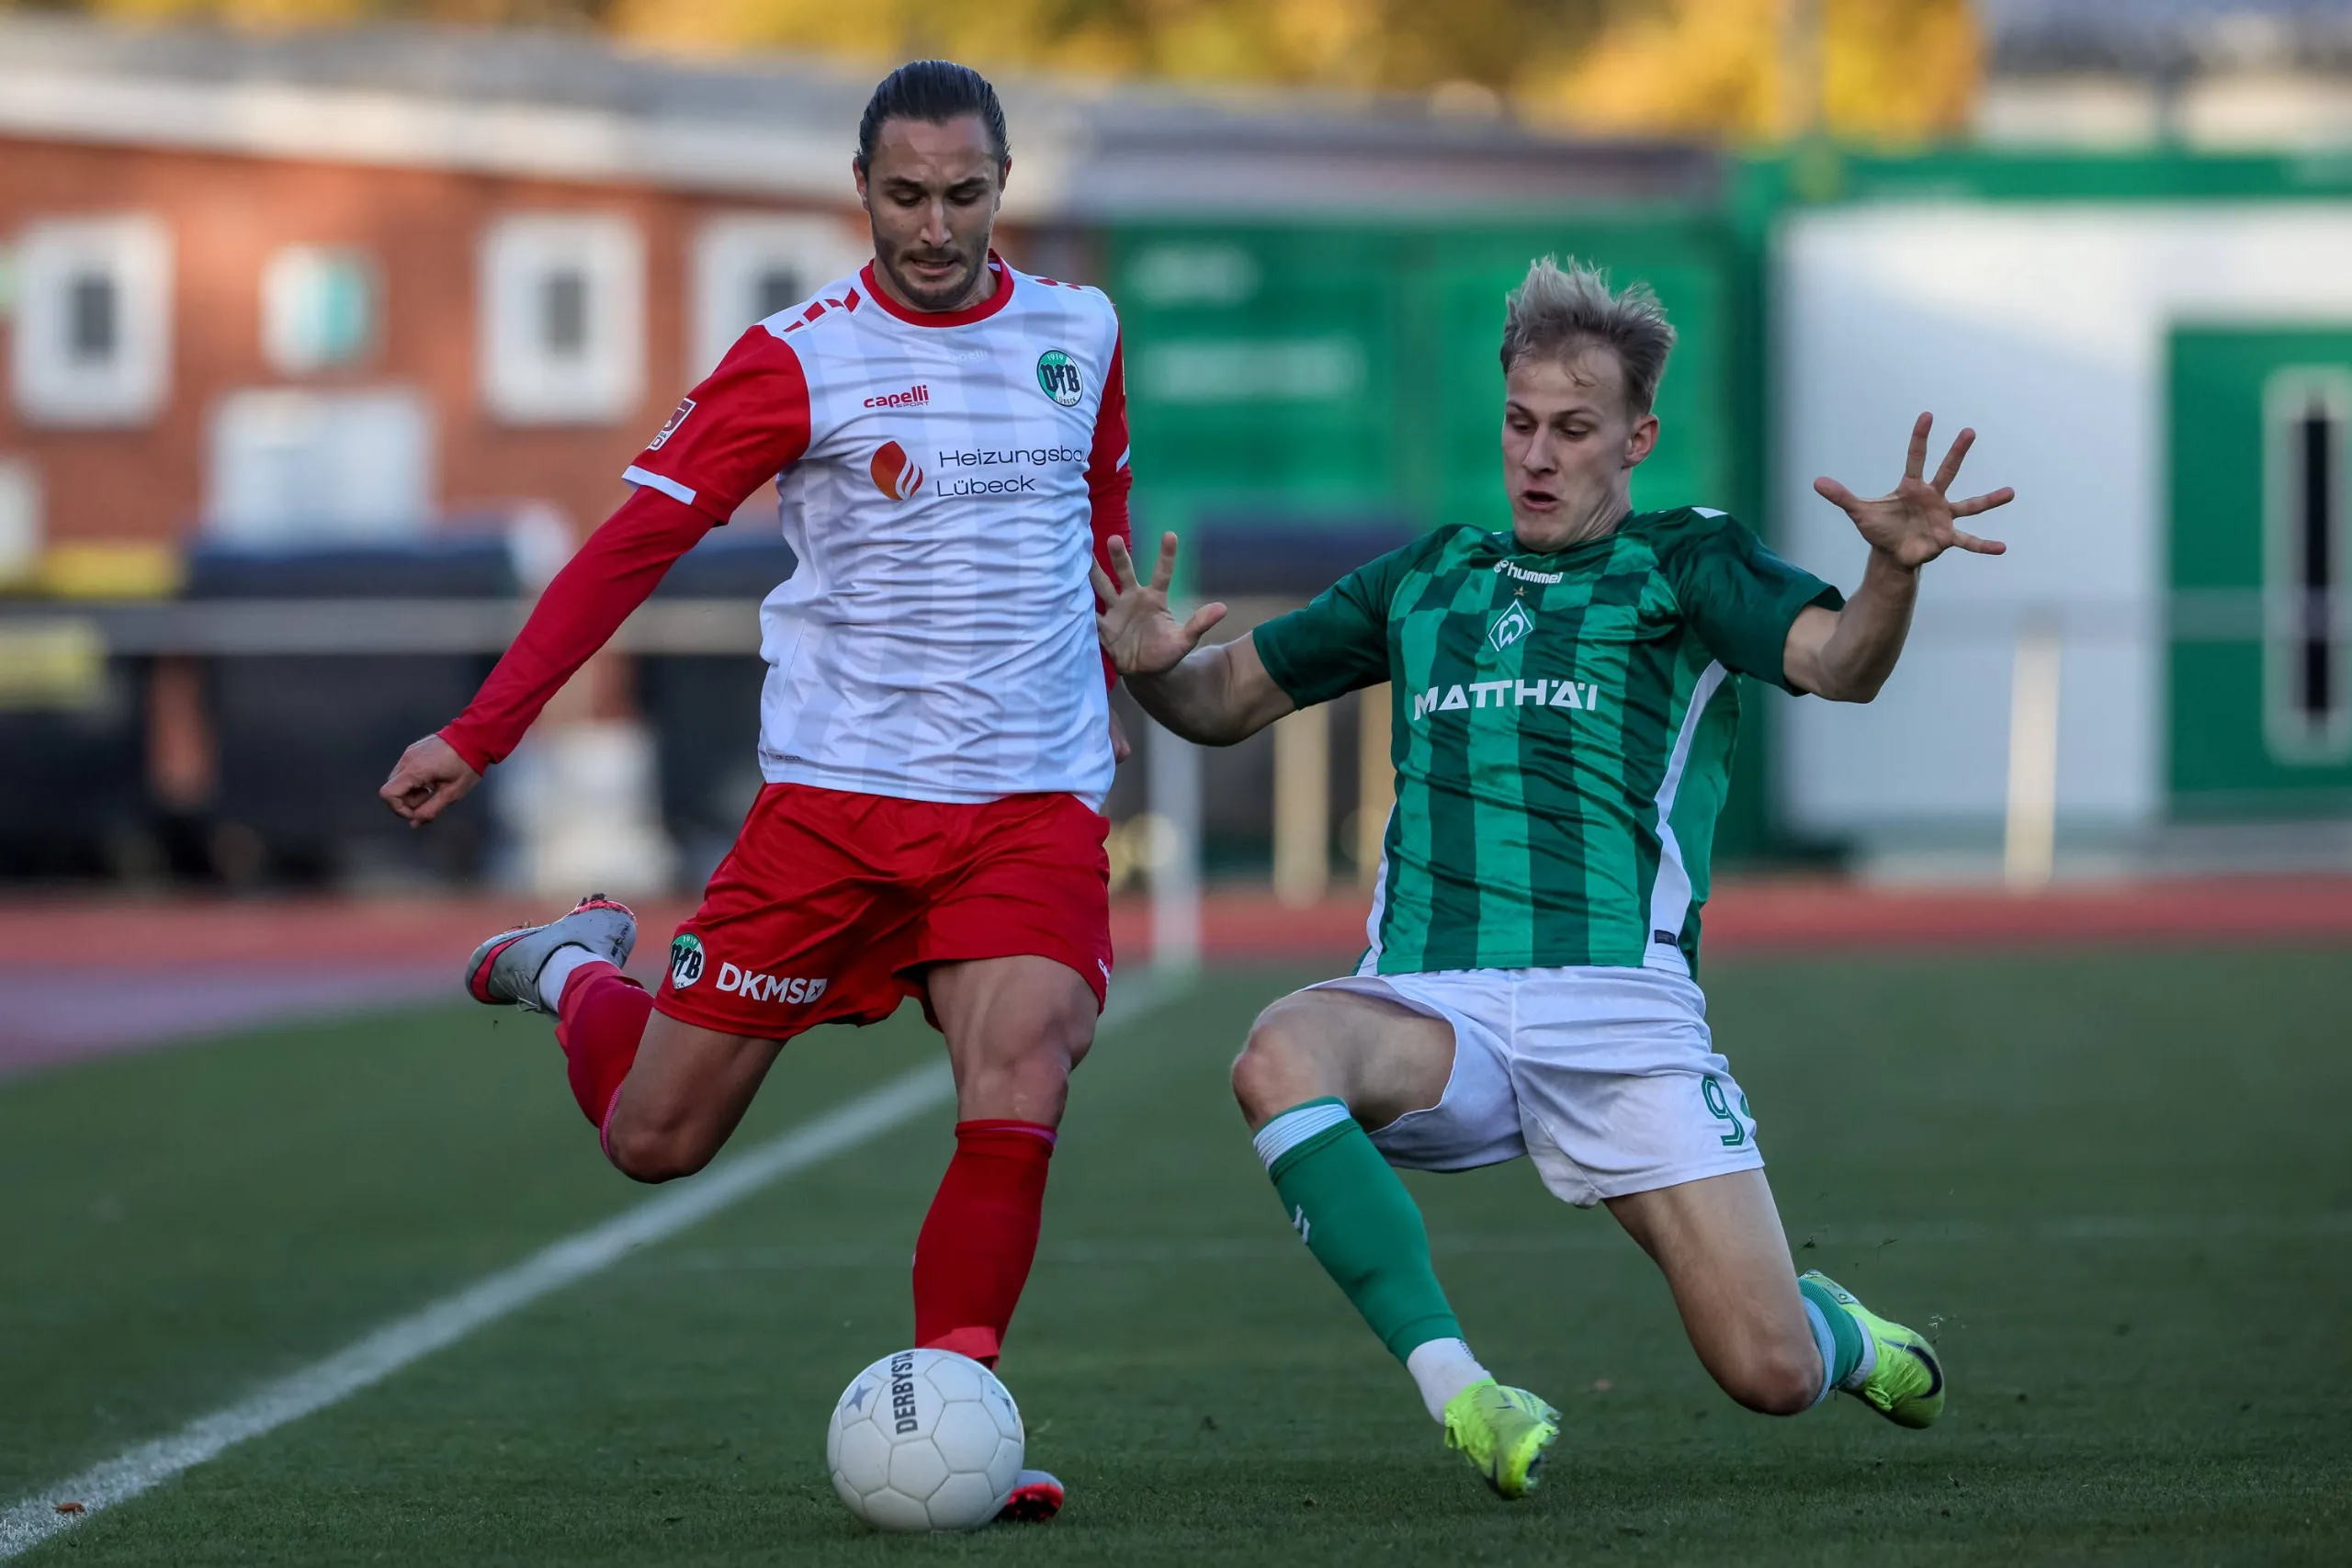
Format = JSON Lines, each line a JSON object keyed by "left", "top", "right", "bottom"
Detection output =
{"left": 1441, "top": 1379, "right": 1560, "bottom": 1498}
{"left": 1802, "top": 1270, "right": 1946, "bottom": 1428}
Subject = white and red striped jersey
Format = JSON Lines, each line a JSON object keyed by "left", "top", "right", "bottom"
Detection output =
{"left": 619, "top": 254, "right": 1130, "bottom": 807}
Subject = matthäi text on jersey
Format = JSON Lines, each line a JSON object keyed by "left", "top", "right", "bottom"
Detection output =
{"left": 1410, "top": 679, "right": 1603, "bottom": 721}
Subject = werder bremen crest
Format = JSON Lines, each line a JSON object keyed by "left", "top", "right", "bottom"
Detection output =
{"left": 1488, "top": 599, "right": 1534, "bottom": 652}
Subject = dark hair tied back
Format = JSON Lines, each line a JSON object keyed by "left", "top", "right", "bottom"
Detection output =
{"left": 855, "top": 61, "right": 1010, "bottom": 173}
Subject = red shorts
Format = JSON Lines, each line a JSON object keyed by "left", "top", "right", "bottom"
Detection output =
{"left": 652, "top": 783, "right": 1112, "bottom": 1041}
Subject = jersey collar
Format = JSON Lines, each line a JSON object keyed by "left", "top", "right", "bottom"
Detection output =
{"left": 859, "top": 252, "right": 1014, "bottom": 328}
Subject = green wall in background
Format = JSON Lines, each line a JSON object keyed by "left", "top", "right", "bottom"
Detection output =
{"left": 2168, "top": 324, "right": 2352, "bottom": 817}
{"left": 1104, "top": 216, "right": 1777, "bottom": 859}
{"left": 1105, "top": 220, "right": 1752, "bottom": 538}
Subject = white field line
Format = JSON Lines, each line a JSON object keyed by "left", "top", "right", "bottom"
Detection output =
{"left": 0, "top": 976, "right": 1179, "bottom": 1561}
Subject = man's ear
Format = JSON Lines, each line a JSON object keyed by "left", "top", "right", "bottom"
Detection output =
{"left": 852, "top": 159, "right": 869, "bottom": 211}
{"left": 1625, "top": 413, "right": 1660, "bottom": 469}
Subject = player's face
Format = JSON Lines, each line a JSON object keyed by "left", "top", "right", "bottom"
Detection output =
{"left": 855, "top": 114, "right": 1006, "bottom": 313}
{"left": 1500, "top": 346, "right": 1658, "bottom": 552}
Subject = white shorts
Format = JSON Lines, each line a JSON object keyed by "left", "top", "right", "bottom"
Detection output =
{"left": 1307, "top": 965, "right": 1764, "bottom": 1208}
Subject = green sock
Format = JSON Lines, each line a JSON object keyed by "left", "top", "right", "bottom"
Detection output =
{"left": 1254, "top": 1098, "right": 1462, "bottom": 1363}
{"left": 1798, "top": 1275, "right": 1867, "bottom": 1393}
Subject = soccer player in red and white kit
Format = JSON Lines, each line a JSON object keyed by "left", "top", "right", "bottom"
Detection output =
{"left": 379, "top": 62, "right": 1124, "bottom": 1518}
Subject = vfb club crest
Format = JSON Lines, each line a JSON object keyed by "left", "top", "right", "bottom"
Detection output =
{"left": 668, "top": 932, "right": 706, "bottom": 989}
{"left": 1035, "top": 349, "right": 1083, "bottom": 407}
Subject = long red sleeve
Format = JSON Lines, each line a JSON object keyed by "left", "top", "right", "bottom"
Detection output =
{"left": 1087, "top": 333, "right": 1133, "bottom": 690}
{"left": 442, "top": 323, "right": 812, "bottom": 773}
{"left": 439, "top": 487, "right": 712, "bottom": 773}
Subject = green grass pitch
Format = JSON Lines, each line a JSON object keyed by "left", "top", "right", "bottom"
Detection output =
{"left": 3, "top": 952, "right": 2348, "bottom": 1564}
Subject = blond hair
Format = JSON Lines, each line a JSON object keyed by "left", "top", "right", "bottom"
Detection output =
{"left": 1499, "top": 255, "right": 1676, "bottom": 415}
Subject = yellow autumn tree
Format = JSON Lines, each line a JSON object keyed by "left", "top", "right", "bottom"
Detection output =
{"left": 1528, "top": 0, "right": 1980, "bottom": 142}
{"left": 46, "top": 0, "right": 1980, "bottom": 144}
{"left": 605, "top": 0, "right": 1615, "bottom": 97}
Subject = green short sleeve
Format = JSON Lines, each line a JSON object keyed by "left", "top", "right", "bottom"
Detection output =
{"left": 1657, "top": 510, "right": 1844, "bottom": 692}
{"left": 1252, "top": 536, "right": 1431, "bottom": 707}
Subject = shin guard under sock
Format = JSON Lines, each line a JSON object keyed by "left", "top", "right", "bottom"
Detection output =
{"left": 1256, "top": 1098, "right": 1464, "bottom": 1364}
{"left": 553, "top": 963, "right": 652, "bottom": 1133}
{"left": 912, "top": 1120, "right": 1056, "bottom": 1367}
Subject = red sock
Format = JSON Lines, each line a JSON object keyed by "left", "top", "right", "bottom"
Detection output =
{"left": 912, "top": 1120, "right": 1057, "bottom": 1367}
{"left": 553, "top": 963, "right": 652, "bottom": 1135}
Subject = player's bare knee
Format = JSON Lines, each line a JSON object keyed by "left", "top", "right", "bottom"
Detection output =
{"left": 1048, "top": 1005, "right": 1095, "bottom": 1075}
{"left": 1232, "top": 1004, "right": 1332, "bottom": 1124}
{"left": 1718, "top": 1338, "right": 1822, "bottom": 1416}
{"left": 604, "top": 1117, "right": 717, "bottom": 1185}
{"left": 1007, "top": 1043, "right": 1079, "bottom": 1102}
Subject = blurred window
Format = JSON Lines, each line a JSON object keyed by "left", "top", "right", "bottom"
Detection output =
{"left": 689, "top": 214, "right": 868, "bottom": 379}
{"left": 480, "top": 214, "right": 643, "bottom": 424}
{"left": 205, "top": 387, "right": 433, "bottom": 547}
{"left": 2266, "top": 367, "right": 2352, "bottom": 762}
{"left": 262, "top": 247, "right": 378, "bottom": 375}
{"left": 754, "top": 266, "right": 802, "bottom": 321}
{"left": 10, "top": 216, "right": 171, "bottom": 426}
{"left": 67, "top": 275, "right": 117, "bottom": 362}
{"left": 542, "top": 268, "right": 588, "bottom": 357}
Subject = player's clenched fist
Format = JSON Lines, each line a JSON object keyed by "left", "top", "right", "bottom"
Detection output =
{"left": 1092, "top": 532, "right": 1228, "bottom": 679}
{"left": 379, "top": 732, "right": 481, "bottom": 827}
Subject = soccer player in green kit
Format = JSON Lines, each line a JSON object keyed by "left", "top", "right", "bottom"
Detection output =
{"left": 1093, "top": 257, "right": 2015, "bottom": 1498}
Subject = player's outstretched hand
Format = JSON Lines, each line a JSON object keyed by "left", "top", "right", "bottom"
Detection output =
{"left": 1814, "top": 413, "right": 2017, "bottom": 570}
{"left": 379, "top": 732, "right": 481, "bottom": 828}
{"left": 1093, "top": 532, "right": 1228, "bottom": 679}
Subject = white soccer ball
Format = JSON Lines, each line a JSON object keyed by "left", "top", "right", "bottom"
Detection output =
{"left": 825, "top": 1348, "right": 1025, "bottom": 1532}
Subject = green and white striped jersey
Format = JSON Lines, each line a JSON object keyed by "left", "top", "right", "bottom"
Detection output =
{"left": 1253, "top": 508, "right": 1839, "bottom": 976}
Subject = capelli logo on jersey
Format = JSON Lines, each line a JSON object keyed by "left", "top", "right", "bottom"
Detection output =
{"left": 869, "top": 440, "right": 925, "bottom": 501}
{"left": 864, "top": 383, "right": 930, "bottom": 410}
{"left": 1410, "top": 679, "right": 1603, "bottom": 721}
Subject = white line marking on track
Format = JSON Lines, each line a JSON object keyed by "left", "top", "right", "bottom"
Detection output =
{"left": 0, "top": 975, "right": 1179, "bottom": 1560}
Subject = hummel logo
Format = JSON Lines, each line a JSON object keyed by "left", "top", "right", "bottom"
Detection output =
{"left": 1291, "top": 1205, "right": 1312, "bottom": 1244}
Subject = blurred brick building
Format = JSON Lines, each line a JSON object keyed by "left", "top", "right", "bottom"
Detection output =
{"left": 0, "top": 18, "right": 904, "bottom": 575}
{"left": 0, "top": 16, "right": 1686, "bottom": 581}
